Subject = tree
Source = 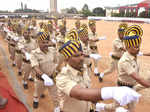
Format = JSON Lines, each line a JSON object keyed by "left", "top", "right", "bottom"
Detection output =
{"left": 82, "top": 4, "right": 89, "bottom": 11}
{"left": 67, "top": 7, "right": 78, "bottom": 14}
{"left": 92, "top": 7, "right": 105, "bottom": 16}
{"left": 139, "top": 11, "right": 148, "bottom": 18}
{"left": 81, "top": 4, "right": 92, "bottom": 17}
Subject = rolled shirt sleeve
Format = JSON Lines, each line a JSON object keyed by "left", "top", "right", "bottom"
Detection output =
{"left": 56, "top": 69, "right": 77, "bottom": 96}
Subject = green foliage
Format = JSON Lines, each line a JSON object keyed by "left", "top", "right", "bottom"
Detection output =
{"left": 81, "top": 4, "right": 92, "bottom": 17}
{"left": 92, "top": 7, "right": 106, "bottom": 16}
{"left": 111, "top": 11, "right": 136, "bottom": 17}
{"left": 139, "top": 11, "right": 148, "bottom": 18}
{"left": 67, "top": 7, "right": 78, "bottom": 14}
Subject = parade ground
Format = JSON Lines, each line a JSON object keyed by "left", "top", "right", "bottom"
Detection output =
{"left": 0, "top": 19, "right": 150, "bottom": 112}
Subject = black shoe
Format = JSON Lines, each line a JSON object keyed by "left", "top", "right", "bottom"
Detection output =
{"left": 18, "top": 71, "right": 22, "bottom": 76}
{"left": 12, "top": 63, "right": 16, "bottom": 67}
{"left": 23, "top": 84, "right": 28, "bottom": 89}
{"left": 40, "top": 94, "right": 45, "bottom": 98}
{"left": 99, "top": 76, "right": 103, "bottom": 82}
{"left": 28, "top": 78, "right": 34, "bottom": 82}
{"left": 33, "top": 101, "right": 38, "bottom": 109}
{"left": 95, "top": 73, "right": 100, "bottom": 77}
{"left": 90, "top": 109, "right": 94, "bottom": 112}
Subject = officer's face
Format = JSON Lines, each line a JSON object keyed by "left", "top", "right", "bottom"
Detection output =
{"left": 38, "top": 40, "right": 49, "bottom": 51}
{"left": 89, "top": 25, "right": 96, "bottom": 33}
{"left": 127, "top": 46, "right": 140, "bottom": 56}
{"left": 80, "top": 34, "right": 89, "bottom": 44}
{"left": 68, "top": 52, "right": 84, "bottom": 71}
{"left": 75, "top": 23, "right": 80, "bottom": 29}
{"left": 118, "top": 32, "right": 124, "bottom": 40}
{"left": 60, "top": 28, "right": 66, "bottom": 36}
{"left": 23, "top": 31, "right": 30, "bottom": 40}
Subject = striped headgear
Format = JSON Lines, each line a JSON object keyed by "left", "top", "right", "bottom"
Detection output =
{"left": 65, "top": 29, "right": 79, "bottom": 42}
{"left": 123, "top": 25, "right": 143, "bottom": 48}
{"left": 59, "top": 40, "right": 82, "bottom": 58}
{"left": 42, "top": 23, "right": 48, "bottom": 32}
{"left": 88, "top": 20, "right": 96, "bottom": 26}
{"left": 118, "top": 23, "right": 128, "bottom": 32}
{"left": 78, "top": 24, "right": 88, "bottom": 38}
{"left": 37, "top": 32, "right": 50, "bottom": 41}
{"left": 48, "top": 20, "right": 53, "bottom": 25}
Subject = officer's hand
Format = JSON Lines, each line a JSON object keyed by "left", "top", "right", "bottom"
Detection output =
{"left": 115, "top": 107, "right": 129, "bottom": 112}
{"left": 89, "top": 54, "right": 101, "bottom": 60}
{"left": 25, "top": 52, "right": 31, "bottom": 60}
{"left": 101, "top": 86, "right": 141, "bottom": 106}
{"left": 137, "top": 52, "right": 143, "bottom": 56}
{"left": 41, "top": 74, "right": 54, "bottom": 86}
{"left": 109, "top": 52, "right": 113, "bottom": 56}
{"left": 98, "top": 36, "right": 106, "bottom": 40}
{"left": 51, "top": 39, "right": 57, "bottom": 44}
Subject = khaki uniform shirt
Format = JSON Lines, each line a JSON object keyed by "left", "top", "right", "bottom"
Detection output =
{"left": 88, "top": 32, "right": 98, "bottom": 47}
{"left": 118, "top": 51, "right": 139, "bottom": 85}
{"left": 16, "top": 36, "right": 25, "bottom": 50}
{"left": 56, "top": 64, "right": 91, "bottom": 112}
{"left": 112, "top": 38, "right": 125, "bottom": 58}
{"left": 81, "top": 41, "right": 90, "bottom": 54}
{"left": 8, "top": 32, "right": 17, "bottom": 44}
{"left": 30, "top": 47, "right": 62, "bottom": 76}
{"left": 22, "top": 38, "right": 38, "bottom": 53}
{"left": 56, "top": 34, "right": 65, "bottom": 50}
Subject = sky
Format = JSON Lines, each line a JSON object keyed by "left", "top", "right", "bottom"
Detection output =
{"left": 0, "top": 0, "right": 144, "bottom": 12}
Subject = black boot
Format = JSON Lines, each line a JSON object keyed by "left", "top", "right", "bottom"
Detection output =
{"left": 18, "top": 71, "right": 22, "bottom": 76}
{"left": 99, "top": 76, "right": 103, "bottom": 82}
{"left": 28, "top": 78, "right": 34, "bottom": 82}
{"left": 94, "top": 73, "right": 100, "bottom": 77}
{"left": 12, "top": 63, "right": 16, "bottom": 67}
{"left": 90, "top": 109, "right": 94, "bottom": 112}
{"left": 40, "top": 94, "right": 45, "bottom": 98}
{"left": 33, "top": 101, "right": 38, "bottom": 109}
{"left": 23, "top": 83, "right": 28, "bottom": 89}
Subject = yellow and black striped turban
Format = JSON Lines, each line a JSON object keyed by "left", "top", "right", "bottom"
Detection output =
{"left": 123, "top": 25, "right": 143, "bottom": 48}
{"left": 48, "top": 20, "right": 53, "bottom": 25}
{"left": 65, "top": 29, "right": 79, "bottom": 42}
{"left": 78, "top": 24, "right": 88, "bottom": 38}
{"left": 118, "top": 23, "right": 128, "bottom": 32}
{"left": 59, "top": 40, "right": 82, "bottom": 58}
{"left": 42, "top": 23, "right": 48, "bottom": 32}
{"left": 88, "top": 20, "right": 96, "bottom": 26}
{"left": 37, "top": 32, "right": 50, "bottom": 41}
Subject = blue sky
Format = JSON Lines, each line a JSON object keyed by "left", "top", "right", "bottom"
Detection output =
{"left": 0, "top": 0, "right": 144, "bottom": 12}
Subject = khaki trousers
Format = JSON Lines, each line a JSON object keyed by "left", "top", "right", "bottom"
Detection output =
{"left": 8, "top": 45, "right": 16, "bottom": 61}
{"left": 15, "top": 53, "right": 22, "bottom": 70}
{"left": 34, "top": 79, "right": 59, "bottom": 108}
{"left": 22, "top": 62, "right": 32, "bottom": 82}
{"left": 103, "top": 57, "right": 119, "bottom": 75}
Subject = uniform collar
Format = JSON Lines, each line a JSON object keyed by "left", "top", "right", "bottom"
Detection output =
{"left": 67, "top": 64, "right": 83, "bottom": 76}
